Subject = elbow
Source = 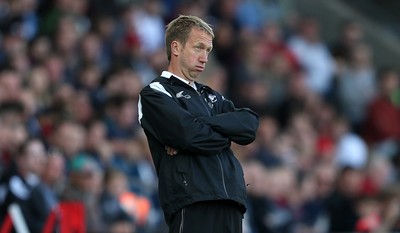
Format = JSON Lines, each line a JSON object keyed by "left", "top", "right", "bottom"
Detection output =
{"left": 229, "top": 127, "right": 257, "bottom": 145}
{"left": 238, "top": 117, "right": 259, "bottom": 145}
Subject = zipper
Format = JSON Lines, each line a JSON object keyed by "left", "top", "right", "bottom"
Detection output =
{"left": 216, "top": 154, "right": 229, "bottom": 198}
{"left": 179, "top": 208, "right": 185, "bottom": 233}
{"left": 198, "top": 87, "right": 212, "bottom": 116}
{"left": 198, "top": 87, "right": 229, "bottom": 197}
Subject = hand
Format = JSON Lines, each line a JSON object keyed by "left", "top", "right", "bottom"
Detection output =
{"left": 165, "top": 146, "right": 178, "bottom": 156}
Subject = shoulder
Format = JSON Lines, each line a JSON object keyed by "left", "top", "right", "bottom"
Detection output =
{"left": 141, "top": 77, "right": 172, "bottom": 96}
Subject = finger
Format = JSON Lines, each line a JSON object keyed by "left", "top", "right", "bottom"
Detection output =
{"left": 166, "top": 147, "right": 174, "bottom": 156}
{"left": 165, "top": 146, "right": 178, "bottom": 156}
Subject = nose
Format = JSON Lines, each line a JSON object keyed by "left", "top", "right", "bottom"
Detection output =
{"left": 199, "top": 51, "right": 208, "bottom": 63}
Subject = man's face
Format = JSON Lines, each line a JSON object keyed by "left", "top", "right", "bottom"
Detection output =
{"left": 26, "top": 140, "right": 47, "bottom": 175}
{"left": 178, "top": 28, "right": 213, "bottom": 82}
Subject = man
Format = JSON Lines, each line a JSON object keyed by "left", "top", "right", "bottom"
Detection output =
{"left": 26, "top": 148, "right": 66, "bottom": 232}
{"left": 0, "top": 138, "right": 47, "bottom": 232}
{"left": 61, "top": 154, "right": 105, "bottom": 233}
{"left": 138, "top": 15, "right": 259, "bottom": 233}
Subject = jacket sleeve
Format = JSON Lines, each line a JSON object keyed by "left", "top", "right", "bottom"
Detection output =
{"left": 200, "top": 99, "right": 259, "bottom": 145}
{"left": 138, "top": 87, "right": 230, "bottom": 155}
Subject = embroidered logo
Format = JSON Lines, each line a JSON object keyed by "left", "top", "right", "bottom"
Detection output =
{"left": 205, "top": 94, "right": 217, "bottom": 108}
{"left": 208, "top": 94, "right": 217, "bottom": 103}
{"left": 176, "top": 91, "right": 191, "bottom": 99}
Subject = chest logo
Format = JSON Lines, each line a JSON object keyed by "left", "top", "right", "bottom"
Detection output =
{"left": 208, "top": 94, "right": 217, "bottom": 103}
{"left": 206, "top": 94, "right": 217, "bottom": 108}
{"left": 176, "top": 91, "right": 191, "bottom": 99}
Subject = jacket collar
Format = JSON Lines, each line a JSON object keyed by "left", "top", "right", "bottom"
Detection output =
{"left": 161, "top": 71, "right": 197, "bottom": 90}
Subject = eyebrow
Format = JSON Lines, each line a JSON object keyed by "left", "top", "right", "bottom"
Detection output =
{"left": 196, "top": 42, "right": 213, "bottom": 51}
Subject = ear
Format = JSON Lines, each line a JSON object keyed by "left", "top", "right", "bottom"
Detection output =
{"left": 171, "top": 41, "right": 180, "bottom": 57}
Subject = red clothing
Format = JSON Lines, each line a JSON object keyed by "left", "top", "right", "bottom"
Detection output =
{"left": 363, "top": 95, "right": 400, "bottom": 144}
{"left": 264, "top": 41, "right": 301, "bottom": 71}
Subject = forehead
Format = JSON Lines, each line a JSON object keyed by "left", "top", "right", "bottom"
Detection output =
{"left": 27, "top": 141, "right": 46, "bottom": 156}
{"left": 188, "top": 28, "right": 213, "bottom": 45}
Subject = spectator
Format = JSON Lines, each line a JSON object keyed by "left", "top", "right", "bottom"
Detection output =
{"left": 245, "top": 163, "right": 296, "bottom": 233}
{"left": 294, "top": 169, "right": 328, "bottom": 233}
{"left": 100, "top": 169, "right": 136, "bottom": 233}
{"left": 260, "top": 21, "right": 300, "bottom": 110}
{"left": 230, "top": 36, "right": 272, "bottom": 113}
{"left": 363, "top": 67, "right": 400, "bottom": 148}
{"left": 236, "top": 0, "right": 277, "bottom": 33}
{"left": 243, "top": 161, "right": 270, "bottom": 233}
{"left": 53, "top": 15, "right": 82, "bottom": 81}
{"left": 29, "top": 36, "right": 52, "bottom": 66}
{"left": 0, "top": 138, "right": 47, "bottom": 232}
{"left": 69, "top": 90, "right": 94, "bottom": 125}
{"left": 78, "top": 32, "right": 108, "bottom": 72}
{"left": 361, "top": 156, "right": 395, "bottom": 196}
{"left": 103, "top": 94, "right": 140, "bottom": 158}
{"left": 253, "top": 115, "right": 282, "bottom": 168}
{"left": 42, "top": 53, "right": 68, "bottom": 87}
{"left": 276, "top": 69, "right": 312, "bottom": 128}
{"left": 335, "top": 43, "right": 376, "bottom": 133}
{"left": 50, "top": 120, "right": 87, "bottom": 159}
{"left": 61, "top": 154, "right": 105, "bottom": 233}
{"left": 40, "top": 147, "right": 66, "bottom": 198}
{"left": 104, "top": 169, "right": 151, "bottom": 230}
{"left": 0, "top": 69, "right": 23, "bottom": 102}
{"left": 130, "top": 0, "right": 165, "bottom": 55}
{"left": 212, "top": 20, "right": 239, "bottom": 70}
{"left": 0, "top": 101, "right": 27, "bottom": 174}
{"left": 19, "top": 88, "right": 42, "bottom": 137}
{"left": 0, "top": 0, "right": 38, "bottom": 41}
{"left": 285, "top": 111, "right": 318, "bottom": 171}
{"left": 288, "top": 16, "right": 335, "bottom": 96}
{"left": 373, "top": 186, "right": 400, "bottom": 232}
{"left": 26, "top": 146, "right": 66, "bottom": 232}
{"left": 26, "top": 67, "right": 52, "bottom": 110}
{"left": 325, "top": 166, "right": 364, "bottom": 232}
{"left": 330, "top": 19, "right": 365, "bottom": 64}
{"left": 39, "top": 0, "right": 90, "bottom": 37}
{"left": 84, "top": 119, "right": 115, "bottom": 168}
{"left": 332, "top": 115, "right": 369, "bottom": 170}
{"left": 354, "top": 194, "right": 381, "bottom": 232}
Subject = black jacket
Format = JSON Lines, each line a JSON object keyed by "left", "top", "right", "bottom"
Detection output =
{"left": 138, "top": 72, "right": 259, "bottom": 222}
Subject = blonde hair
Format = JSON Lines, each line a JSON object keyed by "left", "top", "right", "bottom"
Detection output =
{"left": 165, "top": 15, "right": 214, "bottom": 62}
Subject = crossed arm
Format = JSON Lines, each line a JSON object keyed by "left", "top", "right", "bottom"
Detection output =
{"left": 139, "top": 88, "right": 259, "bottom": 156}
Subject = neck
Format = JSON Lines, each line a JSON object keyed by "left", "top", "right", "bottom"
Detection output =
{"left": 167, "top": 65, "right": 194, "bottom": 86}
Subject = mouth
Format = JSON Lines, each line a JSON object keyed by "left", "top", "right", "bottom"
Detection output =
{"left": 195, "top": 66, "right": 205, "bottom": 72}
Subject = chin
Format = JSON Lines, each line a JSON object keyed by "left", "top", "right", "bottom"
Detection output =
{"left": 190, "top": 72, "right": 201, "bottom": 79}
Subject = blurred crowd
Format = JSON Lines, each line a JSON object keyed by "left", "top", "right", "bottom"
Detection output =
{"left": 0, "top": 0, "right": 399, "bottom": 232}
